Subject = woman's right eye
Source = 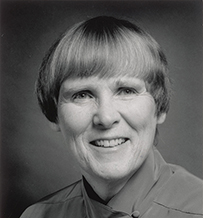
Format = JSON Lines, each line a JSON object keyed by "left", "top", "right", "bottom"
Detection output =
{"left": 72, "top": 91, "right": 93, "bottom": 101}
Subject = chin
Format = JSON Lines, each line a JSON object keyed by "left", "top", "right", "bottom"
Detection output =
{"left": 94, "top": 166, "right": 135, "bottom": 182}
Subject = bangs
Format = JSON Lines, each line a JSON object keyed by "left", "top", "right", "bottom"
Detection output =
{"left": 55, "top": 27, "right": 164, "bottom": 82}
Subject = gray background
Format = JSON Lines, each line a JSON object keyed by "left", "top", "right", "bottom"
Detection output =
{"left": 1, "top": 1, "right": 202, "bottom": 218}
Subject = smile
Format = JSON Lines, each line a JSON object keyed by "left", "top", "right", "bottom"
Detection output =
{"left": 90, "top": 138, "right": 128, "bottom": 148}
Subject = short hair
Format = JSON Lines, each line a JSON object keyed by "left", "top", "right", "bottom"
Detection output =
{"left": 36, "top": 16, "right": 171, "bottom": 123}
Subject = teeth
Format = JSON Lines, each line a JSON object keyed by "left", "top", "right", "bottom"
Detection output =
{"left": 93, "top": 138, "right": 127, "bottom": 148}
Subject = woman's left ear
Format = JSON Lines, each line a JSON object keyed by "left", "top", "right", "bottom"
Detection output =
{"left": 49, "top": 122, "right": 61, "bottom": 132}
{"left": 157, "top": 113, "right": 166, "bottom": 124}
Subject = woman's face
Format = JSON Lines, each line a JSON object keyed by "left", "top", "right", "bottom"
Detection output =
{"left": 54, "top": 75, "right": 165, "bottom": 181}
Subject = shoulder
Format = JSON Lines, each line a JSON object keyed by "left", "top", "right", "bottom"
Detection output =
{"left": 20, "top": 180, "right": 83, "bottom": 218}
{"left": 154, "top": 164, "right": 203, "bottom": 216}
{"left": 39, "top": 179, "right": 83, "bottom": 203}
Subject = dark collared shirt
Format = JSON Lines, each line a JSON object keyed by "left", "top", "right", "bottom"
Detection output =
{"left": 20, "top": 149, "right": 203, "bottom": 218}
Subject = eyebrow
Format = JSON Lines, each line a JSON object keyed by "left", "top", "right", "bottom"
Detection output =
{"left": 114, "top": 78, "right": 145, "bottom": 88}
{"left": 60, "top": 81, "right": 97, "bottom": 95}
{"left": 61, "top": 77, "right": 145, "bottom": 94}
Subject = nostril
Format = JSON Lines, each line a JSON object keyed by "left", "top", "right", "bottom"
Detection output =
{"left": 92, "top": 100, "right": 120, "bottom": 128}
{"left": 93, "top": 113, "right": 120, "bottom": 129}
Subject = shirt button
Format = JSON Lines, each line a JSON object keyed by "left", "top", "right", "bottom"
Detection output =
{"left": 131, "top": 211, "right": 140, "bottom": 218}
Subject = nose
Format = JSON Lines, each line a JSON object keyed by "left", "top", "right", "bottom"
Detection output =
{"left": 93, "top": 98, "right": 120, "bottom": 129}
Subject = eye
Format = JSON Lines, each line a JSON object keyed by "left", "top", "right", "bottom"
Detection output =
{"left": 117, "top": 87, "right": 138, "bottom": 95}
{"left": 72, "top": 91, "right": 93, "bottom": 101}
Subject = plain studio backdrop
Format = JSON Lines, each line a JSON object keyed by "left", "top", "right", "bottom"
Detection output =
{"left": 1, "top": 1, "right": 202, "bottom": 218}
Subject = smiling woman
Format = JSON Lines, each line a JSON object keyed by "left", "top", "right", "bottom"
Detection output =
{"left": 20, "top": 16, "right": 203, "bottom": 218}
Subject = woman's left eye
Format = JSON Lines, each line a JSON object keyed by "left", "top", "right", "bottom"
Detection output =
{"left": 118, "top": 88, "right": 137, "bottom": 95}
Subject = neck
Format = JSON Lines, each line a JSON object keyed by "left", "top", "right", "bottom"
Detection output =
{"left": 82, "top": 172, "right": 133, "bottom": 203}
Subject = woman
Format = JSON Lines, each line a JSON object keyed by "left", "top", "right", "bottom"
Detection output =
{"left": 20, "top": 16, "right": 202, "bottom": 218}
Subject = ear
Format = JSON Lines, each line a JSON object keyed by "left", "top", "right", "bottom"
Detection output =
{"left": 49, "top": 122, "right": 61, "bottom": 132}
{"left": 157, "top": 113, "right": 166, "bottom": 124}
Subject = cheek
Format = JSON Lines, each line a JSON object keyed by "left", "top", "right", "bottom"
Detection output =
{"left": 58, "top": 105, "right": 94, "bottom": 165}
{"left": 120, "top": 98, "right": 157, "bottom": 130}
{"left": 58, "top": 104, "right": 93, "bottom": 136}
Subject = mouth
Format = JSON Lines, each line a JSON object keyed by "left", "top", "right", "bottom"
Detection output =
{"left": 90, "top": 138, "right": 129, "bottom": 148}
